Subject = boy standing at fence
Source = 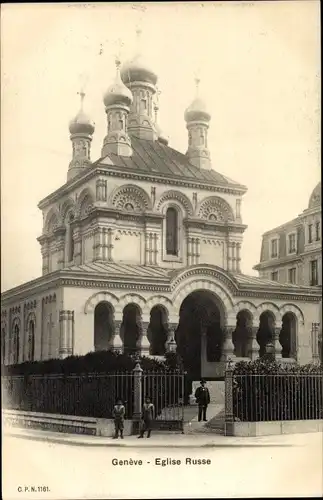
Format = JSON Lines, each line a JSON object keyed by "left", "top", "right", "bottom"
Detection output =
{"left": 138, "top": 397, "right": 155, "bottom": 438}
{"left": 112, "top": 398, "right": 125, "bottom": 439}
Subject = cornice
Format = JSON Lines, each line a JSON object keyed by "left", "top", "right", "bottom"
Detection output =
{"left": 184, "top": 218, "right": 247, "bottom": 233}
{"left": 254, "top": 254, "right": 303, "bottom": 270}
{"left": 2, "top": 264, "right": 321, "bottom": 308}
{"left": 38, "top": 163, "right": 248, "bottom": 210}
{"left": 87, "top": 207, "right": 164, "bottom": 225}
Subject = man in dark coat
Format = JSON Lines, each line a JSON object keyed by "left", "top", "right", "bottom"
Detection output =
{"left": 194, "top": 380, "right": 210, "bottom": 422}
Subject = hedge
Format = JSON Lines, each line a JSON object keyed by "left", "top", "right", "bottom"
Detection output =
{"left": 232, "top": 358, "right": 323, "bottom": 422}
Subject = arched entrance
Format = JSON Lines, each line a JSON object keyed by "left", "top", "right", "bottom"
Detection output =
{"left": 176, "top": 290, "right": 226, "bottom": 379}
{"left": 257, "top": 311, "right": 275, "bottom": 357}
{"left": 121, "top": 303, "right": 141, "bottom": 355}
{"left": 94, "top": 302, "right": 114, "bottom": 351}
{"left": 233, "top": 310, "right": 252, "bottom": 358}
{"left": 28, "top": 320, "right": 35, "bottom": 361}
{"left": 280, "top": 313, "right": 297, "bottom": 359}
{"left": 148, "top": 305, "right": 168, "bottom": 355}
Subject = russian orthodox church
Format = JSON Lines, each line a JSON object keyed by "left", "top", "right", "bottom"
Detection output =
{"left": 1, "top": 42, "right": 321, "bottom": 379}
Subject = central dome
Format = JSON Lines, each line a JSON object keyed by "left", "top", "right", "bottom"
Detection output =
{"left": 120, "top": 54, "right": 158, "bottom": 87}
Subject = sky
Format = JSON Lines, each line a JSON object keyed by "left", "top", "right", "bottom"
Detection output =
{"left": 1, "top": 1, "right": 320, "bottom": 292}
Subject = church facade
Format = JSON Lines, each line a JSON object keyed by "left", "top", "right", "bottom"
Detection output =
{"left": 1, "top": 49, "right": 321, "bottom": 379}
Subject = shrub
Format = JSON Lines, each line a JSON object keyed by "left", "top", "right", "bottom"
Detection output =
{"left": 231, "top": 359, "right": 323, "bottom": 422}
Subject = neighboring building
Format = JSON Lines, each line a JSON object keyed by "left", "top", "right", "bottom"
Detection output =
{"left": 1, "top": 47, "right": 321, "bottom": 379}
{"left": 254, "top": 182, "right": 322, "bottom": 362}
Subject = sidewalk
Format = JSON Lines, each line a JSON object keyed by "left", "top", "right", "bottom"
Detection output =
{"left": 3, "top": 425, "right": 311, "bottom": 448}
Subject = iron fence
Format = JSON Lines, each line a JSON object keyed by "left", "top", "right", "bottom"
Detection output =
{"left": 2, "top": 369, "right": 185, "bottom": 424}
{"left": 232, "top": 373, "right": 323, "bottom": 422}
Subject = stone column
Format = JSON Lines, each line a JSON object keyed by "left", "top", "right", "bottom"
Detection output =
{"left": 41, "top": 241, "right": 49, "bottom": 275}
{"left": 110, "top": 319, "right": 123, "bottom": 352}
{"left": 221, "top": 326, "right": 236, "bottom": 362}
{"left": 231, "top": 243, "right": 236, "bottom": 272}
{"left": 132, "top": 361, "right": 143, "bottom": 433}
{"left": 273, "top": 321, "right": 282, "bottom": 359}
{"left": 59, "top": 310, "right": 74, "bottom": 359}
{"left": 145, "top": 233, "right": 150, "bottom": 265}
{"left": 137, "top": 321, "right": 150, "bottom": 356}
{"left": 102, "top": 228, "right": 109, "bottom": 261}
{"left": 236, "top": 243, "right": 241, "bottom": 273}
{"left": 56, "top": 237, "right": 65, "bottom": 270}
{"left": 227, "top": 242, "right": 232, "bottom": 271}
{"left": 165, "top": 323, "right": 177, "bottom": 353}
{"left": 224, "top": 363, "right": 234, "bottom": 436}
{"left": 93, "top": 227, "right": 103, "bottom": 261}
{"left": 73, "top": 227, "right": 82, "bottom": 265}
{"left": 248, "top": 326, "right": 259, "bottom": 360}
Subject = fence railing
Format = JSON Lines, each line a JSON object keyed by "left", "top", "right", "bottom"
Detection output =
{"left": 2, "top": 367, "right": 185, "bottom": 424}
{"left": 227, "top": 372, "right": 323, "bottom": 422}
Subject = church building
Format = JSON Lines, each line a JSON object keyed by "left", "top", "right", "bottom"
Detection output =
{"left": 1, "top": 42, "right": 321, "bottom": 379}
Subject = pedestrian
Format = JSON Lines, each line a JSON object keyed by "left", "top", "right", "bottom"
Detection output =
{"left": 194, "top": 379, "right": 210, "bottom": 422}
{"left": 138, "top": 397, "right": 155, "bottom": 438}
{"left": 112, "top": 398, "right": 125, "bottom": 439}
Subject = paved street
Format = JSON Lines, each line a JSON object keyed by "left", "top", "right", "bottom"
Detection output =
{"left": 2, "top": 430, "right": 322, "bottom": 499}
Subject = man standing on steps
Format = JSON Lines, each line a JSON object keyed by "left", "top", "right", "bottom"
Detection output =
{"left": 195, "top": 379, "right": 210, "bottom": 422}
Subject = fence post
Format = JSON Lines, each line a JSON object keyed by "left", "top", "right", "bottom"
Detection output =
{"left": 224, "top": 359, "right": 234, "bottom": 436}
{"left": 132, "top": 361, "right": 143, "bottom": 434}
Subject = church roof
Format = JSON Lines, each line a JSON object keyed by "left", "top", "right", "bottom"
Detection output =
{"left": 97, "top": 136, "right": 245, "bottom": 190}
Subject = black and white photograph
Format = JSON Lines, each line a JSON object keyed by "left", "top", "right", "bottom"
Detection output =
{"left": 1, "top": 2, "right": 322, "bottom": 499}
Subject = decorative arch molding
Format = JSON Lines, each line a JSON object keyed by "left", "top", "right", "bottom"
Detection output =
{"left": 25, "top": 311, "right": 37, "bottom": 328}
{"left": 171, "top": 265, "right": 238, "bottom": 294}
{"left": 118, "top": 293, "right": 146, "bottom": 313}
{"left": 60, "top": 198, "right": 76, "bottom": 223}
{"left": 197, "top": 196, "right": 235, "bottom": 222}
{"left": 84, "top": 292, "right": 119, "bottom": 314}
{"left": 110, "top": 184, "right": 152, "bottom": 212}
{"left": 145, "top": 296, "right": 173, "bottom": 316}
{"left": 155, "top": 190, "right": 194, "bottom": 217}
{"left": 257, "top": 302, "right": 282, "bottom": 322}
{"left": 76, "top": 188, "right": 95, "bottom": 218}
{"left": 280, "top": 304, "right": 304, "bottom": 325}
{"left": 45, "top": 209, "right": 60, "bottom": 233}
{"left": 233, "top": 301, "right": 258, "bottom": 321}
{"left": 172, "top": 278, "right": 234, "bottom": 319}
{"left": 11, "top": 316, "right": 21, "bottom": 332}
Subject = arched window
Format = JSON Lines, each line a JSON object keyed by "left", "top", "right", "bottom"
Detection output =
{"left": 13, "top": 324, "right": 20, "bottom": 364}
{"left": 166, "top": 207, "right": 178, "bottom": 256}
{"left": 28, "top": 320, "right": 35, "bottom": 361}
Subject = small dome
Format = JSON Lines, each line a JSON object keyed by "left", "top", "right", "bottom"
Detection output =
{"left": 184, "top": 97, "right": 211, "bottom": 123}
{"left": 308, "top": 182, "right": 321, "bottom": 209}
{"left": 120, "top": 54, "right": 158, "bottom": 87}
{"left": 69, "top": 109, "right": 95, "bottom": 135}
{"left": 103, "top": 64, "right": 133, "bottom": 108}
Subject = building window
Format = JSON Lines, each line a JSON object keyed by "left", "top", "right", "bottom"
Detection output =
{"left": 13, "top": 324, "right": 20, "bottom": 364}
{"left": 67, "top": 212, "right": 75, "bottom": 262}
{"left": 288, "top": 267, "right": 296, "bottom": 284}
{"left": 288, "top": 233, "right": 296, "bottom": 254}
{"left": 166, "top": 207, "right": 179, "bottom": 256}
{"left": 316, "top": 221, "right": 321, "bottom": 241}
{"left": 270, "top": 239, "right": 278, "bottom": 258}
{"left": 308, "top": 224, "right": 313, "bottom": 243}
{"left": 28, "top": 320, "right": 35, "bottom": 362}
{"left": 271, "top": 271, "right": 278, "bottom": 281}
{"left": 310, "top": 260, "right": 318, "bottom": 286}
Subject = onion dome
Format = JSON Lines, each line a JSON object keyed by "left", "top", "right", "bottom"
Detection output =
{"left": 184, "top": 97, "right": 211, "bottom": 123}
{"left": 103, "top": 59, "right": 133, "bottom": 108}
{"left": 120, "top": 29, "right": 157, "bottom": 86}
{"left": 184, "top": 78, "right": 211, "bottom": 123}
{"left": 120, "top": 53, "right": 158, "bottom": 86}
{"left": 69, "top": 91, "right": 95, "bottom": 135}
{"left": 308, "top": 182, "right": 321, "bottom": 209}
